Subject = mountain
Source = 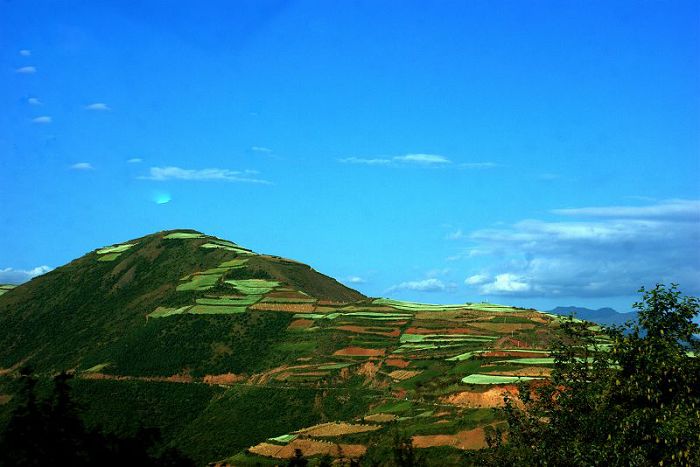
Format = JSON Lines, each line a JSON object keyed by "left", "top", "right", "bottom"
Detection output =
{"left": 549, "top": 306, "right": 637, "bottom": 326}
{"left": 0, "top": 230, "right": 604, "bottom": 465}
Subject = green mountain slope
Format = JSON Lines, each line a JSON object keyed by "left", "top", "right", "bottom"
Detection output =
{"left": 0, "top": 230, "right": 364, "bottom": 375}
{"left": 0, "top": 230, "right": 595, "bottom": 465}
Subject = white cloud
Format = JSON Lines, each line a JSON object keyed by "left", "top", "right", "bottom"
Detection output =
{"left": 339, "top": 157, "right": 392, "bottom": 166}
{"left": 141, "top": 166, "right": 270, "bottom": 184}
{"left": 127, "top": 158, "right": 143, "bottom": 164}
{"left": 27, "top": 97, "right": 42, "bottom": 105}
{"left": 19, "top": 49, "right": 31, "bottom": 56}
{"left": 32, "top": 116, "right": 51, "bottom": 124}
{"left": 340, "top": 153, "right": 452, "bottom": 167}
{"left": 465, "top": 274, "right": 489, "bottom": 285}
{"left": 393, "top": 153, "right": 450, "bottom": 165}
{"left": 251, "top": 146, "right": 272, "bottom": 153}
{"left": 388, "top": 278, "right": 448, "bottom": 293}
{"left": 85, "top": 103, "right": 111, "bottom": 111}
{"left": 16, "top": 66, "right": 36, "bottom": 74}
{"left": 480, "top": 274, "right": 531, "bottom": 294}
{"left": 70, "top": 162, "right": 94, "bottom": 170}
{"left": 345, "top": 276, "right": 366, "bottom": 284}
{"left": 552, "top": 199, "right": 700, "bottom": 221}
{"left": 0, "top": 265, "right": 52, "bottom": 284}
{"left": 457, "top": 199, "right": 700, "bottom": 298}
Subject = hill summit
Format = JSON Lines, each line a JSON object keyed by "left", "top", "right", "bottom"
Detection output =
{"left": 0, "top": 229, "right": 363, "bottom": 374}
{"left": 0, "top": 230, "right": 590, "bottom": 465}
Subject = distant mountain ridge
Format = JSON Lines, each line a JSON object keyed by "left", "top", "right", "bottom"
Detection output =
{"left": 549, "top": 306, "right": 637, "bottom": 326}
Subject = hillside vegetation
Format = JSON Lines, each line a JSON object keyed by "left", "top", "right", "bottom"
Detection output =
{"left": 0, "top": 230, "right": 614, "bottom": 465}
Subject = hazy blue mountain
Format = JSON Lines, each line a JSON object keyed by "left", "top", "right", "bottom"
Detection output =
{"left": 549, "top": 306, "right": 638, "bottom": 326}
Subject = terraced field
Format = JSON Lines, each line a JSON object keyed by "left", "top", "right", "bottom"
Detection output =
{"left": 0, "top": 230, "right": 607, "bottom": 466}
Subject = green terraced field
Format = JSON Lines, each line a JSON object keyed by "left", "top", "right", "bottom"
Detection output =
{"left": 190, "top": 304, "right": 248, "bottom": 314}
{"left": 96, "top": 243, "right": 136, "bottom": 254}
{"left": 97, "top": 253, "right": 122, "bottom": 262}
{"left": 164, "top": 232, "right": 205, "bottom": 239}
{"left": 177, "top": 274, "right": 221, "bottom": 291}
{"left": 497, "top": 357, "right": 557, "bottom": 365}
{"left": 400, "top": 333, "right": 498, "bottom": 343}
{"left": 196, "top": 296, "right": 262, "bottom": 306}
{"left": 225, "top": 279, "right": 280, "bottom": 295}
{"left": 461, "top": 374, "right": 541, "bottom": 384}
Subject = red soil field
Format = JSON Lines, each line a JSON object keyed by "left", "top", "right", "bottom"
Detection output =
{"left": 412, "top": 427, "right": 487, "bottom": 450}
{"left": 288, "top": 319, "right": 314, "bottom": 329}
{"left": 384, "top": 358, "right": 410, "bottom": 368}
{"left": 333, "top": 347, "right": 385, "bottom": 357}
{"left": 250, "top": 302, "right": 315, "bottom": 312}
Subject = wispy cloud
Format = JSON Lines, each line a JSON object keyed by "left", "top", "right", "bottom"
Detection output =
{"left": 339, "top": 157, "right": 392, "bottom": 166}
{"left": 85, "top": 103, "right": 111, "bottom": 111}
{"left": 27, "top": 97, "right": 42, "bottom": 105}
{"left": 16, "top": 66, "right": 36, "bottom": 74}
{"left": 140, "top": 166, "right": 270, "bottom": 184}
{"left": 340, "top": 153, "right": 452, "bottom": 167}
{"left": 19, "top": 49, "right": 31, "bottom": 56}
{"left": 393, "top": 153, "right": 450, "bottom": 165}
{"left": 458, "top": 199, "right": 700, "bottom": 298}
{"left": 32, "top": 116, "right": 51, "bottom": 124}
{"left": 127, "top": 158, "right": 143, "bottom": 164}
{"left": 0, "top": 265, "right": 52, "bottom": 284}
{"left": 70, "top": 162, "right": 94, "bottom": 170}
{"left": 552, "top": 199, "right": 700, "bottom": 221}
{"left": 251, "top": 146, "right": 273, "bottom": 154}
{"left": 387, "top": 278, "right": 454, "bottom": 293}
{"left": 345, "top": 276, "right": 366, "bottom": 284}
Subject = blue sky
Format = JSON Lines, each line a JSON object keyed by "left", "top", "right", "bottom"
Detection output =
{"left": 1, "top": 0, "right": 699, "bottom": 312}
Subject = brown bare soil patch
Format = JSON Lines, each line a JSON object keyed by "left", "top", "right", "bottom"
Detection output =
{"left": 441, "top": 386, "right": 519, "bottom": 408}
{"left": 250, "top": 439, "right": 366, "bottom": 459}
{"left": 203, "top": 373, "right": 245, "bottom": 385}
{"left": 0, "top": 395, "right": 12, "bottom": 405}
{"left": 334, "top": 325, "right": 400, "bottom": 337}
{"left": 384, "top": 358, "right": 410, "bottom": 368}
{"left": 470, "top": 322, "right": 535, "bottom": 333}
{"left": 363, "top": 413, "right": 398, "bottom": 423}
{"left": 334, "top": 347, "right": 385, "bottom": 357}
{"left": 388, "top": 370, "right": 422, "bottom": 381}
{"left": 406, "top": 327, "right": 484, "bottom": 335}
{"left": 249, "top": 364, "right": 314, "bottom": 385}
{"left": 481, "top": 351, "right": 549, "bottom": 358}
{"left": 357, "top": 361, "right": 380, "bottom": 379}
{"left": 295, "top": 422, "right": 381, "bottom": 437}
{"left": 250, "top": 302, "right": 315, "bottom": 313}
{"left": 288, "top": 319, "right": 314, "bottom": 329}
{"left": 412, "top": 427, "right": 486, "bottom": 450}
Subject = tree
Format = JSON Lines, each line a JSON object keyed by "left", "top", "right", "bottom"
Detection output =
{"left": 0, "top": 370, "right": 195, "bottom": 467}
{"left": 481, "top": 284, "right": 700, "bottom": 466}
